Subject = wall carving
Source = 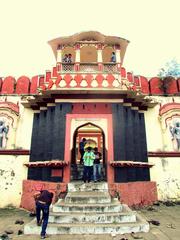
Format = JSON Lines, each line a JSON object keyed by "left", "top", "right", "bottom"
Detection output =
{"left": 0, "top": 101, "right": 19, "bottom": 149}
{"left": 159, "top": 103, "right": 180, "bottom": 151}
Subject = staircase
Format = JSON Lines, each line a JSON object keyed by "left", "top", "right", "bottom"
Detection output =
{"left": 24, "top": 182, "right": 149, "bottom": 235}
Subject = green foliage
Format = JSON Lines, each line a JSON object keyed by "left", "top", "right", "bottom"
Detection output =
{"left": 157, "top": 59, "right": 180, "bottom": 94}
{"left": 158, "top": 59, "right": 180, "bottom": 78}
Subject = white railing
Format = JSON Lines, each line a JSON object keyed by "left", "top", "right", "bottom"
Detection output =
{"left": 103, "top": 63, "right": 117, "bottom": 72}
{"left": 61, "top": 63, "right": 118, "bottom": 73}
{"left": 62, "top": 63, "right": 74, "bottom": 72}
{"left": 79, "top": 63, "right": 99, "bottom": 72}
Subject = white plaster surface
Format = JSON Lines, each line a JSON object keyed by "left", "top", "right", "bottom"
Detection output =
{"left": 150, "top": 157, "right": 180, "bottom": 200}
{"left": 0, "top": 155, "right": 28, "bottom": 208}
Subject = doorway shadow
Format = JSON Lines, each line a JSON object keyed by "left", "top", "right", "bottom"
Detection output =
{"left": 71, "top": 122, "right": 107, "bottom": 181}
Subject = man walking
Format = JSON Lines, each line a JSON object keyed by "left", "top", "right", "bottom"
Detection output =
{"left": 83, "top": 146, "right": 95, "bottom": 183}
{"left": 34, "top": 188, "right": 54, "bottom": 239}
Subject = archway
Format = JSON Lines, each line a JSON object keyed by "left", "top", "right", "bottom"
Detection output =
{"left": 71, "top": 122, "right": 107, "bottom": 181}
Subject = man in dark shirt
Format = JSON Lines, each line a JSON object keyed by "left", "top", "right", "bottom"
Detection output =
{"left": 79, "top": 138, "right": 86, "bottom": 164}
{"left": 34, "top": 189, "right": 54, "bottom": 239}
{"left": 93, "top": 147, "right": 102, "bottom": 182}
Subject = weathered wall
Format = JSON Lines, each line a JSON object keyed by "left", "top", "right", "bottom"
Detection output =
{"left": 0, "top": 97, "right": 33, "bottom": 208}
{"left": 150, "top": 157, "right": 180, "bottom": 201}
{"left": 0, "top": 96, "right": 34, "bottom": 149}
{"left": 0, "top": 155, "right": 28, "bottom": 208}
{"left": 20, "top": 180, "right": 67, "bottom": 212}
{"left": 145, "top": 96, "right": 180, "bottom": 152}
{"left": 109, "top": 181, "right": 157, "bottom": 206}
{"left": 145, "top": 96, "right": 180, "bottom": 201}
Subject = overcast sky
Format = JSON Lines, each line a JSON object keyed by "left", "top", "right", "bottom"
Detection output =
{"left": 0, "top": 0, "right": 179, "bottom": 78}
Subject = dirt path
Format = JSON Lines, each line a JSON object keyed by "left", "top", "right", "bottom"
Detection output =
{"left": 0, "top": 204, "right": 180, "bottom": 240}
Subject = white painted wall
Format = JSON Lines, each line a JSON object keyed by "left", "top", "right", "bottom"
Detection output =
{"left": 0, "top": 97, "right": 33, "bottom": 207}
{"left": 150, "top": 157, "right": 180, "bottom": 201}
{"left": 145, "top": 96, "right": 180, "bottom": 200}
{"left": 0, "top": 155, "right": 28, "bottom": 208}
{"left": 145, "top": 104, "right": 163, "bottom": 151}
{"left": 15, "top": 107, "right": 34, "bottom": 149}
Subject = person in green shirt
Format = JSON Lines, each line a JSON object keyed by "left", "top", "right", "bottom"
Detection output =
{"left": 83, "top": 146, "right": 95, "bottom": 183}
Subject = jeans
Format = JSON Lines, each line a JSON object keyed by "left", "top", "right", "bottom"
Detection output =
{"left": 93, "top": 164, "right": 101, "bottom": 181}
{"left": 36, "top": 201, "right": 50, "bottom": 237}
{"left": 83, "top": 166, "right": 93, "bottom": 182}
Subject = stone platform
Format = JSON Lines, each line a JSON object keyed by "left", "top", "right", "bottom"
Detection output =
{"left": 24, "top": 182, "right": 149, "bottom": 235}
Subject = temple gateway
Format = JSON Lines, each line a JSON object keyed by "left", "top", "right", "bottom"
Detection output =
{"left": 0, "top": 31, "right": 180, "bottom": 211}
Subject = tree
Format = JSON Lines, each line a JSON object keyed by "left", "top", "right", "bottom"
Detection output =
{"left": 158, "top": 59, "right": 180, "bottom": 94}
{"left": 158, "top": 59, "right": 180, "bottom": 78}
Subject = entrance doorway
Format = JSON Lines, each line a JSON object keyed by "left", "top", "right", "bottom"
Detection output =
{"left": 71, "top": 122, "right": 107, "bottom": 181}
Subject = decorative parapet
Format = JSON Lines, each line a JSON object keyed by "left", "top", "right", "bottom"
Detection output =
{"left": 0, "top": 101, "right": 19, "bottom": 115}
{"left": 24, "top": 160, "right": 69, "bottom": 168}
{"left": 159, "top": 103, "right": 180, "bottom": 116}
{"left": 159, "top": 102, "right": 180, "bottom": 129}
{"left": 110, "top": 161, "right": 154, "bottom": 168}
{"left": 0, "top": 69, "right": 179, "bottom": 96}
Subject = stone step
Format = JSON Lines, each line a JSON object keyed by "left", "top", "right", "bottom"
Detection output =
{"left": 65, "top": 191, "right": 111, "bottom": 204}
{"left": 48, "top": 211, "right": 137, "bottom": 224}
{"left": 68, "top": 182, "right": 108, "bottom": 192}
{"left": 24, "top": 213, "right": 149, "bottom": 235}
{"left": 52, "top": 199, "right": 123, "bottom": 213}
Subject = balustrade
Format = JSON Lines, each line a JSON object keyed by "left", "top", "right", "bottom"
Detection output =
{"left": 61, "top": 63, "right": 118, "bottom": 73}
{"left": 103, "top": 63, "right": 117, "bottom": 73}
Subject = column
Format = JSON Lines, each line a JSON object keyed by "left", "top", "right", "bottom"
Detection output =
{"left": 52, "top": 103, "right": 72, "bottom": 160}
{"left": 126, "top": 107, "right": 136, "bottom": 182}
{"left": 44, "top": 105, "right": 55, "bottom": 161}
{"left": 97, "top": 44, "right": 103, "bottom": 71}
{"left": 112, "top": 104, "right": 128, "bottom": 182}
{"left": 37, "top": 108, "right": 47, "bottom": 160}
{"left": 28, "top": 111, "right": 42, "bottom": 180}
{"left": 29, "top": 112, "right": 40, "bottom": 162}
{"left": 125, "top": 107, "right": 134, "bottom": 160}
{"left": 112, "top": 103, "right": 126, "bottom": 160}
{"left": 57, "top": 45, "right": 62, "bottom": 71}
{"left": 139, "top": 112, "right": 150, "bottom": 181}
{"left": 115, "top": 44, "right": 121, "bottom": 72}
{"left": 75, "top": 44, "right": 80, "bottom": 71}
{"left": 133, "top": 110, "right": 141, "bottom": 161}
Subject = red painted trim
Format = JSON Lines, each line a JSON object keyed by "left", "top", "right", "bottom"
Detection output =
{"left": 51, "top": 169, "right": 63, "bottom": 177}
{"left": 148, "top": 151, "right": 180, "bottom": 157}
{"left": 0, "top": 149, "right": 30, "bottom": 155}
{"left": 24, "top": 160, "right": 68, "bottom": 168}
{"left": 164, "top": 114, "right": 180, "bottom": 127}
{"left": 159, "top": 103, "right": 180, "bottom": 116}
{"left": 64, "top": 114, "right": 114, "bottom": 184}
{"left": 110, "top": 161, "right": 154, "bottom": 168}
{"left": 0, "top": 102, "right": 19, "bottom": 114}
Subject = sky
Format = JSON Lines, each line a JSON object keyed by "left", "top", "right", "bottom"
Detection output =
{"left": 0, "top": 0, "right": 180, "bottom": 78}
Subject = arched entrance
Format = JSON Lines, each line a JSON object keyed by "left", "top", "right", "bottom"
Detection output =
{"left": 64, "top": 114, "right": 114, "bottom": 184}
{"left": 71, "top": 122, "right": 107, "bottom": 181}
